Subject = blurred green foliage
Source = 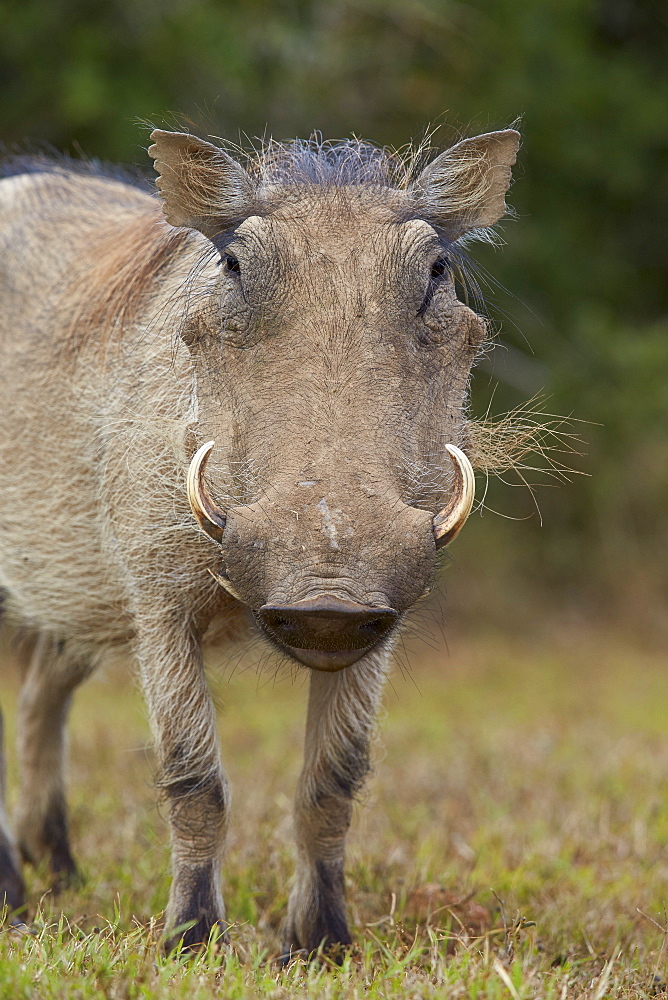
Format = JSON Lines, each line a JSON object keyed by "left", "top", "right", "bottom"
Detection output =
{"left": 1, "top": 0, "right": 666, "bottom": 629}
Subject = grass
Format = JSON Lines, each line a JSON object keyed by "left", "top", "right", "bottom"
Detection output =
{"left": 1, "top": 623, "right": 667, "bottom": 998}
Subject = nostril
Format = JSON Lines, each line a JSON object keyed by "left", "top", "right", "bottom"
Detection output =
{"left": 360, "top": 617, "right": 389, "bottom": 637}
{"left": 272, "top": 617, "right": 300, "bottom": 639}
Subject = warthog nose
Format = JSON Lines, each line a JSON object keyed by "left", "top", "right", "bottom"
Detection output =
{"left": 257, "top": 594, "right": 398, "bottom": 653}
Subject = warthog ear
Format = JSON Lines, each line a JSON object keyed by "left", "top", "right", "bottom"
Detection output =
{"left": 148, "top": 130, "right": 256, "bottom": 239}
{"left": 412, "top": 130, "right": 520, "bottom": 238}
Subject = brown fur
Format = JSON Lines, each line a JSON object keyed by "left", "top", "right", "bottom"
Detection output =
{"left": 64, "top": 211, "right": 193, "bottom": 355}
{"left": 0, "top": 128, "right": 524, "bottom": 954}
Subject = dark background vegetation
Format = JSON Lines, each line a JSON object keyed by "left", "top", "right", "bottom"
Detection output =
{"left": 1, "top": 0, "right": 666, "bottom": 638}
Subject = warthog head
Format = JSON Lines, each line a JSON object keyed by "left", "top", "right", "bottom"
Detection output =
{"left": 149, "top": 128, "right": 519, "bottom": 669}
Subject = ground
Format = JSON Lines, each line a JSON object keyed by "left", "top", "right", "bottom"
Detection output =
{"left": 0, "top": 622, "right": 667, "bottom": 998}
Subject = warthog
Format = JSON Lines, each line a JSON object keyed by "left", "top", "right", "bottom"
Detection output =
{"left": 0, "top": 126, "right": 519, "bottom": 953}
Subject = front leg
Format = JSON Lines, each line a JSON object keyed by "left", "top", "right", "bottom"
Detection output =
{"left": 284, "top": 651, "right": 388, "bottom": 958}
{"left": 0, "top": 711, "right": 25, "bottom": 917}
{"left": 14, "top": 634, "right": 92, "bottom": 885}
{"left": 136, "top": 620, "right": 229, "bottom": 952}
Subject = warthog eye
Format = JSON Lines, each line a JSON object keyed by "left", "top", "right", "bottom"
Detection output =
{"left": 418, "top": 256, "right": 451, "bottom": 317}
{"left": 225, "top": 255, "right": 241, "bottom": 274}
{"left": 431, "top": 256, "right": 450, "bottom": 280}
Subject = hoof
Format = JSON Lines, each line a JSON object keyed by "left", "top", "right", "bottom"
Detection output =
{"left": 281, "top": 921, "right": 352, "bottom": 966}
{"left": 5, "top": 919, "right": 34, "bottom": 937}
{"left": 277, "top": 945, "right": 308, "bottom": 967}
{"left": 164, "top": 917, "right": 229, "bottom": 957}
{"left": 0, "top": 841, "right": 26, "bottom": 920}
{"left": 50, "top": 850, "right": 81, "bottom": 893}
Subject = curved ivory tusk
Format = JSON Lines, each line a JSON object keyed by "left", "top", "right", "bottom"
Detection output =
{"left": 187, "top": 440, "right": 227, "bottom": 544}
{"left": 433, "top": 444, "right": 475, "bottom": 548}
{"left": 207, "top": 568, "right": 243, "bottom": 602}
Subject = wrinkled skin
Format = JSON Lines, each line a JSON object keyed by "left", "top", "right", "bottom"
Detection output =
{"left": 0, "top": 128, "right": 519, "bottom": 955}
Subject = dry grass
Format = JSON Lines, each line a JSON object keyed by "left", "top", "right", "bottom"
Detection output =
{"left": 1, "top": 624, "right": 667, "bottom": 998}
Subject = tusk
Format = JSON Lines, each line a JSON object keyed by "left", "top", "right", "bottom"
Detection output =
{"left": 207, "top": 568, "right": 243, "bottom": 602}
{"left": 433, "top": 444, "right": 475, "bottom": 548}
{"left": 187, "top": 440, "right": 227, "bottom": 544}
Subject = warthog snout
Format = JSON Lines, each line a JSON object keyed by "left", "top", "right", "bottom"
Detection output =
{"left": 256, "top": 594, "right": 398, "bottom": 670}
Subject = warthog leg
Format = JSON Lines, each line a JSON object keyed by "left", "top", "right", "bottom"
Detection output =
{"left": 136, "top": 619, "right": 228, "bottom": 953}
{"left": 0, "top": 710, "right": 25, "bottom": 917}
{"left": 15, "top": 634, "right": 92, "bottom": 885}
{"left": 283, "top": 651, "right": 388, "bottom": 959}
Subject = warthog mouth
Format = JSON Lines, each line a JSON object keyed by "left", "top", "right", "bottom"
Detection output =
{"left": 266, "top": 644, "right": 376, "bottom": 672}
{"left": 254, "top": 594, "right": 399, "bottom": 672}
